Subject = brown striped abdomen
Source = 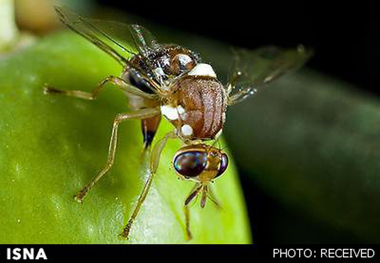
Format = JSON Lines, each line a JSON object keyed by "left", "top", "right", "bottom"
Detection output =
{"left": 169, "top": 76, "right": 227, "bottom": 140}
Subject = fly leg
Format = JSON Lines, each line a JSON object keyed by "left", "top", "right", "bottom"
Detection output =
{"left": 74, "top": 108, "right": 160, "bottom": 203}
{"left": 44, "top": 75, "right": 155, "bottom": 100}
{"left": 120, "top": 131, "right": 176, "bottom": 240}
{"left": 207, "top": 185, "right": 223, "bottom": 210}
{"left": 184, "top": 184, "right": 203, "bottom": 240}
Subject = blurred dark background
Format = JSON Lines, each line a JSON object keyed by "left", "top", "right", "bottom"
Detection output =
{"left": 89, "top": 1, "right": 379, "bottom": 244}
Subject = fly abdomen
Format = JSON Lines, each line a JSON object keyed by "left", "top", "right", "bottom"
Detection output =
{"left": 162, "top": 66, "right": 227, "bottom": 140}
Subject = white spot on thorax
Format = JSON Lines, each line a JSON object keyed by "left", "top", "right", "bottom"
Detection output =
{"left": 177, "top": 105, "right": 185, "bottom": 115}
{"left": 188, "top": 63, "right": 217, "bottom": 78}
{"left": 161, "top": 105, "right": 186, "bottom": 121}
{"left": 181, "top": 124, "right": 193, "bottom": 136}
{"left": 161, "top": 105, "right": 178, "bottom": 120}
{"left": 177, "top": 54, "right": 192, "bottom": 65}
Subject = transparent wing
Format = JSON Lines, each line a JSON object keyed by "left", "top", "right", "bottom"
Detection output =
{"left": 227, "top": 45, "right": 313, "bottom": 105}
{"left": 129, "top": 24, "right": 163, "bottom": 57}
{"left": 54, "top": 6, "right": 163, "bottom": 66}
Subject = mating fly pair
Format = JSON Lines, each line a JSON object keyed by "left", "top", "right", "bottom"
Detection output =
{"left": 45, "top": 6, "right": 312, "bottom": 240}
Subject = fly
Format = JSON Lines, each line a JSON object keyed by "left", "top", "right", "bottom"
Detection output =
{"left": 44, "top": 6, "right": 312, "bottom": 240}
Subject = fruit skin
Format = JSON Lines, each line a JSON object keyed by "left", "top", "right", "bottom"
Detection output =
{"left": 0, "top": 31, "right": 251, "bottom": 244}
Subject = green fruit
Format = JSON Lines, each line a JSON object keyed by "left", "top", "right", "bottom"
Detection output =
{"left": 0, "top": 31, "right": 251, "bottom": 244}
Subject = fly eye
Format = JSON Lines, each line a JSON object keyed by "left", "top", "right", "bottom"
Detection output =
{"left": 173, "top": 151, "right": 207, "bottom": 178}
{"left": 128, "top": 70, "right": 155, "bottom": 94}
{"left": 171, "top": 54, "right": 195, "bottom": 75}
{"left": 215, "top": 153, "right": 228, "bottom": 178}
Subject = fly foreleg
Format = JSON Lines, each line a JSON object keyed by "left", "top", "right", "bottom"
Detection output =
{"left": 120, "top": 131, "right": 176, "bottom": 240}
{"left": 183, "top": 184, "right": 203, "bottom": 241}
{"left": 43, "top": 75, "right": 155, "bottom": 100}
{"left": 74, "top": 108, "right": 160, "bottom": 203}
